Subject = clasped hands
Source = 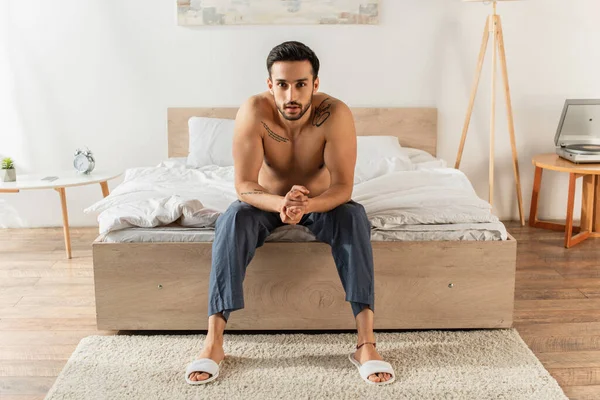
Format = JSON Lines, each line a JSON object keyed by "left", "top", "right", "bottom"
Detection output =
{"left": 280, "top": 185, "right": 310, "bottom": 225}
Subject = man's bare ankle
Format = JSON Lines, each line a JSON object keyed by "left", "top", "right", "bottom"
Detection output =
{"left": 356, "top": 337, "right": 376, "bottom": 348}
{"left": 205, "top": 334, "right": 224, "bottom": 346}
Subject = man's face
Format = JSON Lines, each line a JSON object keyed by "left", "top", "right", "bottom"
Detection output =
{"left": 268, "top": 60, "right": 319, "bottom": 121}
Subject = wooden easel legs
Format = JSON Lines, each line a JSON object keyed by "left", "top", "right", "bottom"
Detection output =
{"left": 455, "top": 17, "right": 490, "bottom": 171}
{"left": 455, "top": 14, "right": 525, "bottom": 226}
{"left": 497, "top": 17, "right": 525, "bottom": 227}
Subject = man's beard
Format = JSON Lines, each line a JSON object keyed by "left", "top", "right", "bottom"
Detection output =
{"left": 277, "top": 95, "right": 313, "bottom": 121}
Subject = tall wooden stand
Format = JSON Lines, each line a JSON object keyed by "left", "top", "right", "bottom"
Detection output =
{"left": 454, "top": 5, "right": 525, "bottom": 226}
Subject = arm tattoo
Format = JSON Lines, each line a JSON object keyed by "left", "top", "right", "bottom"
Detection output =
{"left": 240, "top": 190, "right": 265, "bottom": 196}
{"left": 312, "top": 98, "right": 332, "bottom": 127}
{"left": 261, "top": 121, "right": 289, "bottom": 143}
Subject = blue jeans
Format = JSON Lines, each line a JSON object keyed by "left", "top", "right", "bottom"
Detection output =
{"left": 207, "top": 200, "right": 375, "bottom": 322}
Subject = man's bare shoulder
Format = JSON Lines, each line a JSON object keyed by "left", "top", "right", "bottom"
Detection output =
{"left": 311, "top": 93, "right": 353, "bottom": 129}
{"left": 237, "top": 92, "right": 274, "bottom": 122}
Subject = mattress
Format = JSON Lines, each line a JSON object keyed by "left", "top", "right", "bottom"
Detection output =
{"left": 98, "top": 221, "right": 507, "bottom": 243}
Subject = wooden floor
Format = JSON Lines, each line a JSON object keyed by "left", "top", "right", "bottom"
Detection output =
{"left": 0, "top": 223, "right": 599, "bottom": 399}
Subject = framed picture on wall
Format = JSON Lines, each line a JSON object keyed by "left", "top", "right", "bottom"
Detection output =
{"left": 176, "top": 0, "right": 379, "bottom": 26}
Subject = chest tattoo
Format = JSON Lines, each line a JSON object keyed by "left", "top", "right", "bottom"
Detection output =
{"left": 262, "top": 121, "right": 289, "bottom": 143}
{"left": 312, "top": 98, "right": 332, "bottom": 127}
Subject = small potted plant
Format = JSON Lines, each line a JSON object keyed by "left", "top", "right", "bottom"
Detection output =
{"left": 1, "top": 157, "right": 16, "bottom": 182}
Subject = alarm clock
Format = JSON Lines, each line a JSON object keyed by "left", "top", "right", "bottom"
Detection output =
{"left": 73, "top": 147, "right": 95, "bottom": 174}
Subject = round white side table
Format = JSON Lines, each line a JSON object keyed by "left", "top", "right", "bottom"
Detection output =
{"left": 0, "top": 170, "right": 122, "bottom": 258}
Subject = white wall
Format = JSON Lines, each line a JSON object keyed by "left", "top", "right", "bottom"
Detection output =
{"left": 0, "top": 0, "right": 598, "bottom": 228}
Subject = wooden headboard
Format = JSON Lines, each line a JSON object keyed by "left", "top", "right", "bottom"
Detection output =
{"left": 167, "top": 107, "right": 437, "bottom": 157}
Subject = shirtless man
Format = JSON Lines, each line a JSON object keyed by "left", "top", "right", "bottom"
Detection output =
{"left": 185, "top": 41, "right": 395, "bottom": 385}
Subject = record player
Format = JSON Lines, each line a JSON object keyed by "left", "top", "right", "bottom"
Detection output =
{"left": 555, "top": 99, "right": 600, "bottom": 163}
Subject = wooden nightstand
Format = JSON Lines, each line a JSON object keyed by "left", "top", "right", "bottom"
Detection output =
{"left": 529, "top": 154, "right": 600, "bottom": 248}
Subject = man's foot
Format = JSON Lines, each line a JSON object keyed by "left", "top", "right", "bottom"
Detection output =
{"left": 352, "top": 343, "right": 393, "bottom": 383}
{"left": 188, "top": 340, "right": 225, "bottom": 382}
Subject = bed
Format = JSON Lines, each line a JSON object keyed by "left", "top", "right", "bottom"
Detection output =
{"left": 89, "top": 107, "right": 516, "bottom": 331}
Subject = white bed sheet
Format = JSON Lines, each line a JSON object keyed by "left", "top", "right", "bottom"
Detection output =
{"left": 87, "top": 149, "right": 507, "bottom": 242}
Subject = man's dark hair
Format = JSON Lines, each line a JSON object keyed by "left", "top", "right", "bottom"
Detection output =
{"left": 266, "top": 41, "right": 320, "bottom": 80}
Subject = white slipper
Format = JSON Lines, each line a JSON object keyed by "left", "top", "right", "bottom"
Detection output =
{"left": 349, "top": 353, "right": 396, "bottom": 385}
{"left": 185, "top": 358, "right": 223, "bottom": 385}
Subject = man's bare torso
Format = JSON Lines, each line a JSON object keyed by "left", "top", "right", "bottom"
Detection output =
{"left": 252, "top": 92, "right": 338, "bottom": 198}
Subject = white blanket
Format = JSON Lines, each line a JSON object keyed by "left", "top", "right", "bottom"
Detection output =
{"left": 354, "top": 168, "right": 496, "bottom": 229}
{"left": 84, "top": 160, "right": 499, "bottom": 235}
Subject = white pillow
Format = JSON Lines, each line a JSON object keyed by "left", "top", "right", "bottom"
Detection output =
{"left": 354, "top": 136, "right": 413, "bottom": 184}
{"left": 186, "top": 117, "right": 235, "bottom": 168}
{"left": 186, "top": 121, "right": 413, "bottom": 181}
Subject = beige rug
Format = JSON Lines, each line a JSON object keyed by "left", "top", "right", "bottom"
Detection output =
{"left": 44, "top": 328, "right": 567, "bottom": 400}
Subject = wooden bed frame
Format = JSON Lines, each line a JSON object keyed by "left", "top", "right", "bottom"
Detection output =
{"left": 92, "top": 107, "right": 517, "bottom": 331}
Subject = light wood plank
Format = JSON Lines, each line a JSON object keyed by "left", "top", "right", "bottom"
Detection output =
{"left": 0, "top": 297, "right": 21, "bottom": 307}
{"left": 0, "top": 285, "right": 94, "bottom": 298}
{"left": 552, "top": 267, "right": 600, "bottom": 280}
{"left": 33, "top": 276, "right": 94, "bottom": 286}
{"left": 0, "top": 268, "right": 93, "bottom": 278}
{"left": 514, "top": 289, "right": 586, "bottom": 300}
{"left": 0, "top": 278, "right": 40, "bottom": 288}
{"left": 515, "top": 322, "right": 600, "bottom": 337}
{"left": 516, "top": 278, "right": 600, "bottom": 290}
{"left": 563, "top": 385, "right": 600, "bottom": 400}
{"left": 537, "top": 351, "right": 600, "bottom": 368}
{"left": 15, "top": 296, "right": 95, "bottom": 307}
{"left": 0, "top": 344, "right": 79, "bottom": 361}
{"left": 520, "top": 336, "right": 600, "bottom": 353}
{"left": 0, "top": 252, "right": 62, "bottom": 262}
{"left": 581, "top": 288, "right": 600, "bottom": 298}
{"left": 548, "top": 367, "right": 600, "bottom": 386}
{"left": 50, "top": 257, "right": 93, "bottom": 269}
{"left": 515, "top": 299, "right": 600, "bottom": 311}
{"left": 0, "top": 306, "right": 97, "bottom": 319}
{"left": 0, "top": 331, "right": 111, "bottom": 346}
{"left": 0, "top": 360, "right": 67, "bottom": 377}
{"left": 0, "top": 395, "right": 45, "bottom": 400}
{"left": 0, "top": 377, "right": 56, "bottom": 395}
{"left": 514, "top": 309, "right": 600, "bottom": 324}
{"left": 547, "top": 260, "right": 600, "bottom": 269}
{"left": 0, "top": 318, "right": 100, "bottom": 331}
{"left": 0, "top": 261, "right": 56, "bottom": 270}
{"left": 515, "top": 269, "right": 565, "bottom": 282}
